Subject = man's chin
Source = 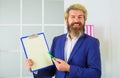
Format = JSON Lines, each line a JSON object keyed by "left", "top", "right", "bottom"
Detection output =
{"left": 72, "top": 26, "right": 80, "bottom": 30}
{"left": 72, "top": 27, "right": 80, "bottom": 31}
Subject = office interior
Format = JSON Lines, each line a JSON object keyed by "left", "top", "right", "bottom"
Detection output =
{"left": 0, "top": 0, "right": 120, "bottom": 78}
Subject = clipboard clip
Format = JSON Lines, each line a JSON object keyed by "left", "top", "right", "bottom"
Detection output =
{"left": 29, "top": 34, "right": 38, "bottom": 39}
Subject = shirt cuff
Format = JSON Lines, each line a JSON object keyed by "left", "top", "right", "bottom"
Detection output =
{"left": 33, "top": 71, "right": 38, "bottom": 74}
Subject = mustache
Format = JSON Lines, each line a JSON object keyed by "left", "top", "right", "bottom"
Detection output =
{"left": 71, "top": 22, "right": 82, "bottom": 26}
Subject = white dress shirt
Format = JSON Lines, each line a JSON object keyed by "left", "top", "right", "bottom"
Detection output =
{"left": 64, "top": 34, "right": 80, "bottom": 62}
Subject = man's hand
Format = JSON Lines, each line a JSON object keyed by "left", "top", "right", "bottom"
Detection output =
{"left": 53, "top": 58, "right": 70, "bottom": 72}
{"left": 25, "top": 59, "right": 34, "bottom": 71}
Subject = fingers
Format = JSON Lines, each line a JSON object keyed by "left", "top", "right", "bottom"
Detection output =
{"left": 53, "top": 58, "right": 70, "bottom": 72}
{"left": 53, "top": 59, "right": 59, "bottom": 66}
{"left": 25, "top": 59, "right": 34, "bottom": 71}
{"left": 55, "top": 58, "right": 64, "bottom": 63}
{"left": 26, "top": 59, "right": 34, "bottom": 66}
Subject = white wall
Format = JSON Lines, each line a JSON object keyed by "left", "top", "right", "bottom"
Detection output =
{"left": 64, "top": 0, "right": 120, "bottom": 78}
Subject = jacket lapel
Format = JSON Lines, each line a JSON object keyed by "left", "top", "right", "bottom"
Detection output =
{"left": 67, "top": 34, "right": 86, "bottom": 63}
{"left": 60, "top": 34, "right": 67, "bottom": 60}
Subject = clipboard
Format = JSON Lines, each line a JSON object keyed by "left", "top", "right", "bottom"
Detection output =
{"left": 20, "top": 32, "right": 53, "bottom": 72}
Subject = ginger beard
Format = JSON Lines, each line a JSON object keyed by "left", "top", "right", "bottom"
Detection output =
{"left": 66, "top": 20, "right": 85, "bottom": 37}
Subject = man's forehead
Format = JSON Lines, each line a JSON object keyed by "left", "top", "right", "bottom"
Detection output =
{"left": 69, "top": 10, "right": 84, "bottom": 14}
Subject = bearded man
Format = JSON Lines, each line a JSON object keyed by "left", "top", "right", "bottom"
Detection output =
{"left": 26, "top": 4, "right": 101, "bottom": 78}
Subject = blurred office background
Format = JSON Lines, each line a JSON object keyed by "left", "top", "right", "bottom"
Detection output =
{"left": 0, "top": 0, "right": 64, "bottom": 78}
{"left": 0, "top": 0, "right": 120, "bottom": 78}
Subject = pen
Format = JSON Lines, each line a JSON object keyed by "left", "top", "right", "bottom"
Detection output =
{"left": 48, "top": 52, "right": 56, "bottom": 61}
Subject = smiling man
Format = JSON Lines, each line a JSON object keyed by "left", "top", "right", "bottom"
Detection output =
{"left": 26, "top": 4, "right": 101, "bottom": 78}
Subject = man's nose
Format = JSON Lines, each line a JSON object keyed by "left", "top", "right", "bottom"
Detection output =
{"left": 74, "top": 18, "right": 79, "bottom": 22}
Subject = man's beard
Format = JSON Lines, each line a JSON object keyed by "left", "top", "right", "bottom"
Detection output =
{"left": 67, "top": 20, "right": 85, "bottom": 37}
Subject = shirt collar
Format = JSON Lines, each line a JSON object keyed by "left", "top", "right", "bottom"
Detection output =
{"left": 66, "top": 33, "right": 81, "bottom": 40}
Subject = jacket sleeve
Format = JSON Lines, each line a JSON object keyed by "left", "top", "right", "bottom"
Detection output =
{"left": 69, "top": 39, "right": 101, "bottom": 78}
{"left": 33, "top": 65, "right": 56, "bottom": 78}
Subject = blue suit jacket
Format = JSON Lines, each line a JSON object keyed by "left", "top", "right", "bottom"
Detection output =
{"left": 33, "top": 33, "right": 101, "bottom": 78}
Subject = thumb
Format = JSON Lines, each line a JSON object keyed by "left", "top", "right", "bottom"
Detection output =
{"left": 55, "top": 58, "right": 63, "bottom": 63}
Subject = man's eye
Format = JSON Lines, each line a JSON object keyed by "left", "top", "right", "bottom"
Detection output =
{"left": 79, "top": 17, "right": 84, "bottom": 19}
{"left": 78, "top": 16, "right": 83, "bottom": 18}
{"left": 71, "top": 16, "right": 75, "bottom": 18}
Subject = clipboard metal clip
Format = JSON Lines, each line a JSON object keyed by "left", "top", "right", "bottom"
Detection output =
{"left": 29, "top": 34, "right": 38, "bottom": 39}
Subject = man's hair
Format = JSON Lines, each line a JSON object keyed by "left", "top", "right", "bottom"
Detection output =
{"left": 64, "top": 4, "right": 87, "bottom": 21}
